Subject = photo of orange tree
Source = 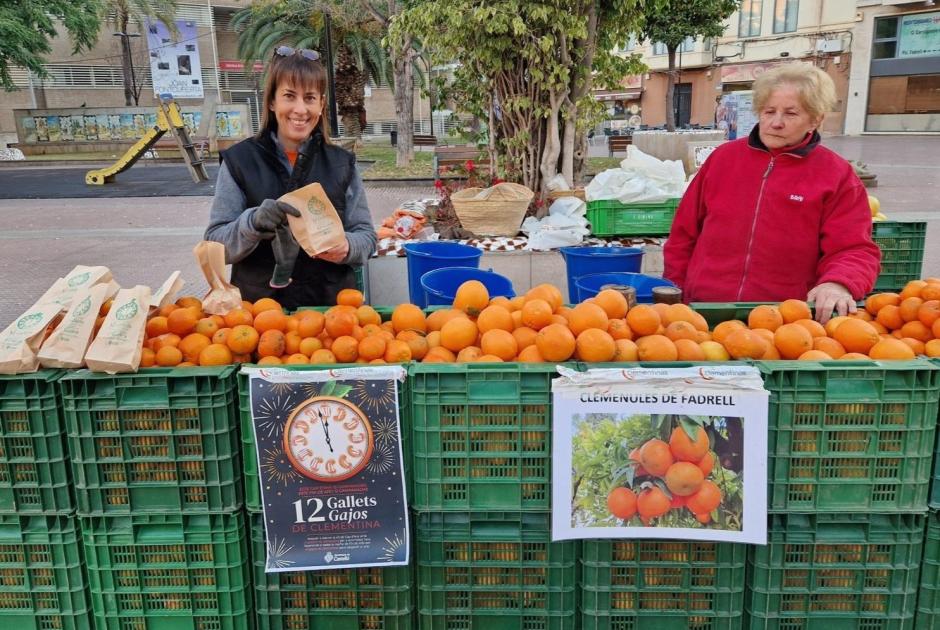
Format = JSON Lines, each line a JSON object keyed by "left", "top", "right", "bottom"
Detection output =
{"left": 571, "top": 414, "right": 743, "bottom": 530}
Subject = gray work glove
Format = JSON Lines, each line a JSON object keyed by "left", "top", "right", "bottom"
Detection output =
{"left": 270, "top": 223, "right": 300, "bottom": 289}
{"left": 252, "top": 199, "right": 301, "bottom": 234}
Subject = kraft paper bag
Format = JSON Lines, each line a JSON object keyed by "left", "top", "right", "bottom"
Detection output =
{"left": 280, "top": 183, "right": 346, "bottom": 256}
{"left": 38, "top": 283, "right": 110, "bottom": 369}
{"left": 150, "top": 271, "right": 184, "bottom": 310}
{"left": 0, "top": 296, "right": 67, "bottom": 375}
{"left": 84, "top": 285, "right": 151, "bottom": 374}
{"left": 53, "top": 265, "right": 113, "bottom": 310}
{"left": 193, "top": 241, "right": 242, "bottom": 315}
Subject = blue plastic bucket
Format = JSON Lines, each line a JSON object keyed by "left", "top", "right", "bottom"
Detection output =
{"left": 421, "top": 267, "right": 516, "bottom": 306}
{"left": 574, "top": 272, "right": 676, "bottom": 304}
{"left": 560, "top": 246, "right": 644, "bottom": 303}
{"left": 403, "top": 242, "right": 483, "bottom": 308}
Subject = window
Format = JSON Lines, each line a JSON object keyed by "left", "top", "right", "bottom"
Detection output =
{"left": 872, "top": 16, "right": 899, "bottom": 60}
{"left": 773, "top": 0, "right": 798, "bottom": 33}
{"left": 738, "top": 0, "right": 762, "bottom": 38}
{"left": 653, "top": 41, "right": 667, "bottom": 55}
{"left": 703, "top": 38, "right": 714, "bottom": 52}
{"left": 680, "top": 36, "right": 696, "bottom": 53}
{"left": 616, "top": 35, "right": 637, "bottom": 54}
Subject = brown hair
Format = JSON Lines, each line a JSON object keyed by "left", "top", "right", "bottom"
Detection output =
{"left": 257, "top": 51, "right": 331, "bottom": 143}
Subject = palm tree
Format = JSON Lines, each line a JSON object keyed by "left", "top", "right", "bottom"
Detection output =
{"left": 232, "top": 0, "right": 422, "bottom": 141}
{"left": 104, "top": 0, "right": 178, "bottom": 105}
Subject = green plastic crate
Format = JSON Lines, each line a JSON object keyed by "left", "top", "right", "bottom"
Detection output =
{"left": 410, "top": 363, "right": 564, "bottom": 512}
{"left": 586, "top": 198, "right": 681, "bottom": 236}
{"left": 690, "top": 303, "right": 767, "bottom": 328}
{"left": 757, "top": 359, "right": 940, "bottom": 513}
{"left": 238, "top": 364, "right": 411, "bottom": 512}
{"left": 0, "top": 371, "right": 73, "bottom": 514}
{"left": 416, "top": 512, "right": 578, "bottom": 630}
{"left": 81, "top": 512, "right": 251, "bottom": 630}
{"left": 580, "top": 539, "right": 746, "bottom": 630}
{"left": 59, "top": 367, "right": 242, "bottom": 515}
{"left": 917, "top": 511, "right": 940, "bottom": 629}
{"left": 747, "top": 513, "right": 923, "bottom": 630}
{"left": 249, "top": 513, "right": 413, "bottom": 630}
{"left": 872, "top": 221, "right": 926, "bottom": 292}
{"left": 929, "top": 359, "right": 940, "bottom": 509}
{"left": 0, "top": 514, "right": 93, "bottom": 630}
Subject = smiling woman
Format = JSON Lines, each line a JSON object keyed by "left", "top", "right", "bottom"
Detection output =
{"left": 663, "top": 64, "right": 881, "bottom": 324}
{"left": 204, "top": 47, "right": 377, "bottom": 307}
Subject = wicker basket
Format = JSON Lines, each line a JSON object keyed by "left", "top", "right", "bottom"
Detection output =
{"left": 547, "top": 188, "right": 586, "bottom": 202}
{"left": 450, "top": 182, "right": 534, "bottom": 237}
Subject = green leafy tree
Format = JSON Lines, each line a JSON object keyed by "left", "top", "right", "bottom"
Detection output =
{"left": 394, "top": 0, "right": 648, "bottom": 198}
{"left": 232, "top": 0, "right": 397, "bottom": 140}
{"left": 640, "top": 0, "right": 736, "bottom": 131}
{"left": 0, "top": 0, "right": 103, "bottom": 91}
{"left": 105, "top": 0, "right": 179, "bottom": 105}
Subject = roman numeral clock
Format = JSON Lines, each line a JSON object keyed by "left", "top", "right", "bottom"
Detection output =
{"left": 283, "top": 396, "right": 374, "bottom": 482}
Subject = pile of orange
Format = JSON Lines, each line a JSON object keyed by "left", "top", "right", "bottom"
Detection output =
{"left": 607, "top": 426, "right": 723, "bottom": 527}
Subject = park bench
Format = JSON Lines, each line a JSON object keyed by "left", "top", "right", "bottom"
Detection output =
{"left": 391, "top": 133, "right": 437, "bottom": 148}
{"left": 433, "top": 145, "right": 490, "bottom": 178}
{"left": 608, "top": 134, "right": 633, "bottom": 157}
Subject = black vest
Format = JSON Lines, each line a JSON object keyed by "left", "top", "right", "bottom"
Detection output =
{"left": 221, "top": 130, "right": 357, "bottom": 309}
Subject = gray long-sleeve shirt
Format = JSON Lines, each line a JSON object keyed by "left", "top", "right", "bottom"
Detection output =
{"left": 204, "top": 137, "right": 377, "bottom": 267}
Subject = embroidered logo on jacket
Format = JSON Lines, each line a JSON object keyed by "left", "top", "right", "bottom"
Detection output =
{"left": 789, "top": 194, "right": 804, "bottom": 202}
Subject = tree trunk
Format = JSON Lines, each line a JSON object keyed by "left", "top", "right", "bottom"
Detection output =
{"left": 119, "top": 14, "right": 135, "bottom": 106}
{"left": 335, "top": 44, "right": 365, "bottom": 139}
{"left": 391, "top": 42, "right": 416, "bottom": 167}
{"left": 665, "top": 46, "right": 677, "bottom": 132}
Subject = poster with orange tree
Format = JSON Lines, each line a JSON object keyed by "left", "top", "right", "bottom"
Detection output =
{"left": 551, "top": 366, "right": 768, "bottom": 544}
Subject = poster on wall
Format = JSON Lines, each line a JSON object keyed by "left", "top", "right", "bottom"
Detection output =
{"left": 898, "top": 10, "right": 940, "bottom": 58}
{"left": 717, "top": 92, "right": 757, "bottom": 140}
{"left": 551, "top": 365, "right": 768, "bottom": 544}
{"left": 248, "top": 366, "right": 410, "bottom": 572}
{"left": 145, "top": 19, "right": 204, "bottom": 99}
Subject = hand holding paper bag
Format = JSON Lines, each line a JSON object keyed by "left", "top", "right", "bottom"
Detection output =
{"left": 279, "top": 183, "right": 346, "bottom": 257}
{"left": 193, "top": 241, "right": 242, "bottom": 315}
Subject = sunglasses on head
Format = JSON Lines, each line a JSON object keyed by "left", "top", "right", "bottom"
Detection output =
{"left": 274, "top": 46, "right": 320, "bottom": 61}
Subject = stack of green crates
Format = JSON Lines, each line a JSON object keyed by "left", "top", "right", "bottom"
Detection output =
{"left": 745, "top": 360, "right": 940, "bottom": 629}
{"left": 409, "top": 363, "right": 579, "bottom": 629}
{"left": 871, "top": 221, "right": 926, "bottom": 292}
{"left": 0, "top": 371, "right": 92, "bottom": 629}
{"left": 918, "top": 358, "right": 940, "bottom": 627}
{"left": 237, "top": 364, "right": 416, "bottom": 629}
{"left": 58, "top": 366, "right": 251, "bottom": 630}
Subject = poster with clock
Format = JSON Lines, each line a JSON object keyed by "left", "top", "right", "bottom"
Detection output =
{"left": 247, "top": 365, "right": 409, "bottom": 572}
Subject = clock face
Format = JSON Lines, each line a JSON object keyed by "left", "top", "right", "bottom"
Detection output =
{"left": 283, "top": 396, "right": 374, "bottom": 482}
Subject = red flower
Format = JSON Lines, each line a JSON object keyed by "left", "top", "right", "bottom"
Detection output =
{"left": 464, "top": 159, "right": 475, "bottom": 172}
{"left": 434, "top": 179, "right": 444, "bottom": 189}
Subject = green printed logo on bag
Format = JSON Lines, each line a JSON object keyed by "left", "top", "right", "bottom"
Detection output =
{"left": 115, "top": 299, "right": 138, "bottom": 321}
{"left": 307, "top": 197, "right": 326, "bottom": 215}
{"left": 73, "top": 296, "right": 92, "bottom": 317}
{"left": 68, "top": 272, "right": 91, "bottom": 287}
{"left": 16, "top": 312, "right": 43, "bottom": 330}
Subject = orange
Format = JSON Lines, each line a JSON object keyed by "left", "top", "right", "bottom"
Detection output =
{"left": 899, "top": 337, "right": 926, "bottom": 356}
{"left": 251, "top": 297, "right": 282, "bottom": 317}
{"left": 839, "top": 352, "right": 872, "bottom": 360}
{"left": 178, "top": 333, "right": 211, "bottom": 364}
{"left": 638, "top": 439, "right": 674, "bottom": 477}
{"left": 832, "top": 318, "right": 881, "bottom": 354}
{"left": 284, "top": 331, "right": 303, "bottom": 355}
{"left": 284, "top": 353, "right": 309, "bottom": 364}
{"left": 637, "top": 486, "right": 671, "bottom": 524}
{"left": 607, "top": 487, "right": 637, "bottom": 520}
{"left": 613, "top": 339, "right": 639, "bottom": 362}
{"left": 711, "top": 320, "right": 746, "bottom": 345}
{"left": 336, "top": 288, "right": 364, "bottom": 308}
{"left": 637, "top": 335, "right": 678, "bottom": 362}
{"left": 669, "top": 426, "right": 710, "bottom": 462}
{"left": 331, "top": 336, "right": 359, "bottom": 363}
{"left": 158, "top": 303, "right": 179, "bottom": 318}
{"left": 151, "top": 333, "right": 181, "bottom": 352}
{"left": 194, "top": 317, "right": 221, "bottom": 338}
{"left": 453, "top": 280, "right": 489, "bottom": 316}
{"left": 674, "top": 338, "right": 705, "bottom": 361}
{"left": 257, "top": 330, "right": 286, "bottom": 358}
{"left": 535, "top": 324, "right": 576, "bottom": 362}
{"left": 626, "top": 305, "right": 662, "bottom": 337}
{"left": 665, "top": 462, "right": 705, "bottom": 497}
{"left": 440, "top": 318, "right": 479, "bottom": 352}
{"left": 167, "top": 307, "right": 199, "bottom": 336}
{"left": 384, "top": 340, "right": 413, "bottom": 363}
{"left": 253, "top": 309, "right": 288, "bottom": 334}
{"left": 257, "top": 356, "right": 283, "bottom": 365}
{"left": 358, "top": 335, "right": 387, "bottom": 361}
{"left": 813, "top": 336, "right": 846, "bottom": 359}
{"left": 594, "top": 289, "right": 629, "bottom": 319}
{"left": 212, "top": 327, "right": 233, "bottom": 346}
{"left": 475, "top": 354, "right": 504, "bottom": 362}
{"left": 864, "top": 292, "right": 901, "bottom": 316}
{"left": 608, "top": 319, "right": 633, "bottom": 341}
{"left": 686, "top": 480, "right": 722, "bottom": 514}
{"left": 773, "top": 323, "right": 814, "bottom": 360}
{"left": 297, "top": 311, "right": 326, "bottom": 338}
{"left": 798, "top": 349, "right": 834, "bottom": 360}
{"left": 748, "top": 304, "right": 783, "bottom": 331}
{"left": 923, "top": 283, "right": 940, "bottom": 301}
{"left": 700, "top": 340, "right": 730, "bottom": 361}
{"left": 480, "top": 329, "right": 518, "bottom": 361}
{"left": 423, "top": 346, "right": 456, "bottom": 363}
{"left": 512, "top": 326, "right": 538, "bottom": 350}
{"left": 99, "top": 299, "right": 114, "bottom": 316}
{"left": 325, "top": 309, "right": 357, "bottom": 338}
{"left": 899, "top": 297, "right": 924, "bottom": 323}
{"left": 934, "top": 318, "right": 940, "bottom": 340}
{"left": 525, "top": 284, "right": 563, "bottom": 313}
{"left": 310, "top": 349, "right": 336, "bottom": 364}
{"left": 576, "top": 328, "right": 616, "bottom": 363}
{"left": 146, "top": 316, "right": 169, "bottom": 338}
{"left": 356, "top": 305, "right": 381, "bottom": 327}
{"left": 521, "top": 299, "right": 554, "bottom": 330}
{"left": 426, "top": 330, "right": 442, "bottom": 348}
{"left": 917, "top": 301, "right": 940, "bottom": 328}
{"left": 489, "top": 296, "right": 512, "bottom": 310}
{"left": 477, "top": 305, "right": 514, "bottom": 333}
{"left": 869, "top": 338, "right": 916, "bottom": 360}
{"left": 456, "top": 346, "right": 483, "bottom": 362}
{"left": 779, "top": 299, "right": 812, "bottom": 323}
{"left": 568, "top": 303, "right": 609, "bottom": 337}
{"left": 155, "top": 345, "right": 182, "bottom": 367}
{"left": 925, "top": 339, "right": 940, "bottom": 358}
{"left": 722, "top": 328, "right": 767, "bottom": 360}
{"left": 875, "top": 305, "right": 903, "bottom": 331}
{"left": 397, "top": 330, "right": 429, "bottom": 360}
{"left": 900, "top": 280, "right": 928, "bottom": 300}
{"left": 697, "top": 452, "right": 715, "bottom": 477}
{"left": 426, "top": 308, "right": 465, "bottom": 332}
{"left": 391, "top": 304, "right": 427, "bottom": 333}
{"left": 176, "top": 296, "right": 203, "bottom": 310}
{"left": 517, "top": 345, "right": 545, "bottom": 362}
{"left": 140, "top": 348, "right": 156, "bottom": 368}
{"left": 901, "top": 320, "right": 932, "bottom": 342}
{"left": 299, "top": 337, "right": 323, "bottom": 357}
{"left": 794, "top": 318, "right": 827, "bottom": 338}
{"left": 664, "top": 321, "right": 698, "bottom": 342}
{"left": 223, "top": 308, "right": 254, "bottom": 328}
{"left": 198, "top": 343, "right": 233, "bottom": 366}
{"left": 227, "top": 325, "right": 259, "bottom": 355}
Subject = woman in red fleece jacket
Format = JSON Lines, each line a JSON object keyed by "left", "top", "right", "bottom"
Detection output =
{"left": 663, "top": 65, "right": 880, "bottom": 323}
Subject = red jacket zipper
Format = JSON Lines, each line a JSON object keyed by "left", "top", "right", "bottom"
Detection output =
{"left": 736, "top": 157, "right": 776, "bottom": 301}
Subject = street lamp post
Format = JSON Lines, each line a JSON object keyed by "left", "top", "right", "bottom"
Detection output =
{"left": 113, "top": 31, "right": 141, "bottom": 106}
